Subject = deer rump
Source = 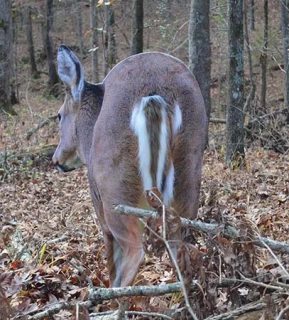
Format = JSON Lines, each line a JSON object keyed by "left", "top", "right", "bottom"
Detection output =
{"left": 53, "top": 46, "right": 207, "bottom": 288}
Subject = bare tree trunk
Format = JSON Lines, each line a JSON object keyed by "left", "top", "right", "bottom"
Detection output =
{"left": 260, "top": 0, "right": 268, "bottom": 113}
{"left": 281, "top": 0, "right": 289, "bottom": 118}
{"left": 226, "top": 0, "right": 245, "bottom": 167}
{"left": 41, "top": 0, "right": 59, "bottom": 96}
{"left": 188, "top": 0, "right": 211, "bottom": 122}
{"left": 131, "top": 0, "right": 143, "bottom": 55}
{"left": 250, "top": 0, "right": 255, "bottom": 31}
{"left": 90, "top": 0, "right": 99, "bottom": 83}
{"left": 0, "top": 0, "right": 16, "bottom": 115}
{"left": 104, "top": 3, "right": 117, "bottom": 76}
{"left": 244, "top": 0, "right": 256, "bottom": 115}
{"left": 25, "top": 6, "right": 39, "bottom": 79}
{"left": 76, "top": 0, "right": 84, "bottom": 57}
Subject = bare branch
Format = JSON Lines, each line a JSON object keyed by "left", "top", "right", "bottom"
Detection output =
{"left": 204, "top": 296, "right": 282, "bottom": 320}
{"left": 23, "top": 282, "right": 183, "bottom": 320}
{"left": 114, "top": 205, "right": 289, "bottom": 254}
{"left": 90, "top": 310, "right": 173, "bottom": 319}
{"left": 209, "top": 118, "right": 226, "bottom": 124}
{"left": 26, "top": 115, "right": 58, "bottom": 140}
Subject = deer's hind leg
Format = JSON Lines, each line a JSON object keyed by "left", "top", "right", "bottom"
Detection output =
{"left": 103, "top": 201, "right": 144, "bottom": 287}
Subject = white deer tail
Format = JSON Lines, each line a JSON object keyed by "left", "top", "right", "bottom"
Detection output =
{"left": 130, "top": 95, "right": 182, "bottom": 205}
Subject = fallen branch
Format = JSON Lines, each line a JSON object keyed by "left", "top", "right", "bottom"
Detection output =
{"left": 0, "top": 145, "right": 57, "bottom": 163}
{"left": 209, "top": 118, "right": 226, "bottom": 124}
{"left": 204, "top": 295, "right": 282, "bottom": 320}
{"left": 90, "top": 310, "right": 173, "bottom": 320}
{"left": 26, "top": 115, "right": 58, "bottom": 140}
{"left": 24, "top": 282, "right": 182, "bottom": 320}
{"left": 21, "top": 274, "right": 287, "bottom": 319}
{"left": 114, "top": 205, "right": 289, "bottom": 254}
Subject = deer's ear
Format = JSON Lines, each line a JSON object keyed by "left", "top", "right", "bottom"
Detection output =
{"left": 57, "top": 45, "right": 85, "bottom": 102}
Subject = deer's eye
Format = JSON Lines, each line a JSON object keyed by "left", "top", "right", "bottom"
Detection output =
{"left": 58, "top": 113, "right": 61, "bottom": 122}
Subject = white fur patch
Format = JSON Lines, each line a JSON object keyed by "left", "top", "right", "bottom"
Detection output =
{"left": 130, "top": 100, "right": 152, "bottom": 190}
{"left": 156, "top": 106, "right": 167, "bottom": 190}
{"left": 131, "top": 95, "right": 168, "bottom": 191}
{"left": 173, "top": 102, "right": 182, "bottom": 135}
{"left": 131, "top": 96, "right": 177, "bottom": 205}
{"left": 163, "top": 163, "right": 175, "bottom": 205}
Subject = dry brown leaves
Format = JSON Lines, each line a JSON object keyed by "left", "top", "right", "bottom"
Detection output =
{"left": 2, "top": 103, "right": 289, "bottom": 318}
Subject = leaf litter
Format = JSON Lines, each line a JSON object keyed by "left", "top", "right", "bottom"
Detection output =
{"left": 2, "top": 109, "right": 289, "bottom": 318}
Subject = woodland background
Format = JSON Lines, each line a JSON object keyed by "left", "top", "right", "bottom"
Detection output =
{"left": 2, "top": 0, "right": 289, "bottom": 319}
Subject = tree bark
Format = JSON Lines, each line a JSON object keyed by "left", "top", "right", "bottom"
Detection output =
{"left": 188, "top": 0, "right": 211, "bottom": 122}
{"left": 250, "top": 0, "right": 255, "bottom": 31}
{"left": 131, "top": 0, "right": 143, "bottom": 55}
{"left": 90, "top": 0, "right": 99, "bottom": 83}
{"left": 41, "top": 0, "right": 59, "bottom": 96}
{"left": 0, "top": 0, "right": 17, "bottom": 115}
{"left": 281, "top": 0, "right": 289, "bottom": 116}
{"left": 244, "top": 0, "right": 256, "bottom": 116}
{"left": 25, "top": 6, "right": 39, "bottom": 79}
{"left": 76, "top": 0, "right": 84, "bottom": 57}
{"left": 226, "top": 0, "right": 245, "bottom": 167}
{"left": 260, "top": 0, "right": 268, "bottom": 113}
{"left": 104, "top": 3, "right": 117, "bottom": 76}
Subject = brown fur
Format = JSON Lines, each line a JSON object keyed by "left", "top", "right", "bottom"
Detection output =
{"left": 53, "top": 50, "right": 207, "bottom": 287}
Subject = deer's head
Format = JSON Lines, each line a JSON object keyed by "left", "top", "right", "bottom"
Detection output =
{"left": 52, "top": 45, "right": 103, "bottom": 172}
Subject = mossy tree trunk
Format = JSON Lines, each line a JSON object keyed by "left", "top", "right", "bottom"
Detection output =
{"left": 0, "top": 0, "right": 17, "bottom": 115}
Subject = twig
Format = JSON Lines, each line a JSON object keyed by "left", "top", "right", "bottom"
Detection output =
{"left": 25, "top": 80, "right": 34, "bottom": 118}
{"left": 243, "top": 83, "right": 256, "bottom": 114}
{"left": 114, "top": 205, "right": 289, "bottom": 254}
{"left": 166, "top": 20, "right": 189, "bottom": 52}
{"left": 276, "top": 304, "right": 289, "bottom": 320}
{"left": 169, "top": 38, "right": 188, "bottom": 54}
{"left": 26, "top": 115, "right": 58, "bottom": 140}
{"left": 218, "top": 277, "right": 287, "bottom": 292}
{"left": 126, "top": 311, "right": 172, "bottom": 319}
{"left": 248, "top": 108, "right": 287, "bottom": 126}
{"left": 69, "top": 259, "right": 94, "bottom": 289}
{"left": 46, "top": 235, "right": 69, "bottom": 244}
{"left": 153, "top": 190, "right": 198, "bottom": 320}
{"left": 210, "top": 118, "right": 226, "bottom": 124}
{"left": 255, "top": 233, "right": 289, "bottom": 278}
{"left": 90, "top": 310, "right": 173, "bottom": 320}
{"left": 237, "top": 273, "right": 287, "bottom": 292}
{"left": 204, "top": 296, "right": 282, "bottom": 320}
{"left": 210, "top": 109, "right": 287, "bottom": 126}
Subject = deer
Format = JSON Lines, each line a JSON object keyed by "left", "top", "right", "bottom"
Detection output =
{"left": 52, "top": 44, "right": 207, "bottom": 288}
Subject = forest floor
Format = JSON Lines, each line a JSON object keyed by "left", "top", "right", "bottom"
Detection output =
{"left": 2, "top": 81, "right": 289, "bottom": 319}
{"left": 2, "top": 2, "right": 289, "bottom": 316}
